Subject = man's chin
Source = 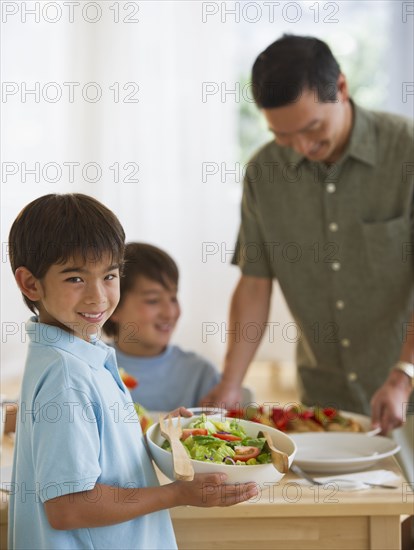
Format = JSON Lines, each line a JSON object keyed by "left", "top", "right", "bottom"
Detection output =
{"left": 306, "top": 143, "right": 330, "bottom": 161}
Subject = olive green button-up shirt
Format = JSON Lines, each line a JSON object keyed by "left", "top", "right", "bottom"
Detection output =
{"left": 233, "top": 102, "right": 414, "bottom": 414}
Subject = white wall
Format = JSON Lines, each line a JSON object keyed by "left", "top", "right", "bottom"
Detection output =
{"left": 1, "top": 1, "right": 413, "bottom": 384}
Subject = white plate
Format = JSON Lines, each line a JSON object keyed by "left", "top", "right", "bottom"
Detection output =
{"left": 290, "top": 433, "right": 400, "bottom": 473}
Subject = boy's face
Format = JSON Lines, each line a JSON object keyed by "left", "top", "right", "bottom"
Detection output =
{"left": 34, "top": 253, "right": 120, "bottom": 342}
{"left": 112, "top": 276, "right": 180, "bottom": 356}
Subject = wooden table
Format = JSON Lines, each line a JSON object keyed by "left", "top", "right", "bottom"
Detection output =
{"left": 167, "top": 459, "right": 413, "bottom": 550}
{"left": 2, "top": 437, "right": 413, "bottom": 550}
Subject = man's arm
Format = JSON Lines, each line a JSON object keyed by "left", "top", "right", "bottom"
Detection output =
{"left": 45, "top": 475, "right": 258, "bottom": 530}
{"left": 398, "top": 309, "right": 414, "bottom": 364}
{"left": 200, "top": 274, "right": 273, "bottom": 408}
{"left": 371, "top": 310, "right": 414, "bottom": 433}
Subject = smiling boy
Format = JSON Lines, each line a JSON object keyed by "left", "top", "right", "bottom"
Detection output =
{"left": 8, "top": 194, "right": 257, "bottom": 549}
{"left": 24, "top": 253, "right": 120, "bottom": 339}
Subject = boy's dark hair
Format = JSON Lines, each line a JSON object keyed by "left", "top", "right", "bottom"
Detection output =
{"left": 103, "top": 242, "right": 179, "bottom": 337}
{"left": 9, "top": 193, "right": 125, "bottom": 313}
{"left": 252, "top": 34, "right": 341, "bottom": 108}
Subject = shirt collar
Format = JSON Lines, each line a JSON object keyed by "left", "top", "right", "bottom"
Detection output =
{"left": 344, "top": 101, "right": 376, "bottom": 166}
{"left": 282, "top": 100, "right": 376, "bottom": 168}
{"left": 26, "top": 316, "right": 114, "bottom": 372}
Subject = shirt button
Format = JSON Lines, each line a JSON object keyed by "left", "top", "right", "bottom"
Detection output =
{"left": 341, "top": 338, "right": 351, "bottom": 348}
{"left": 329, "top": 222, "right": 338, "bottom": 232}
{"left": 332, "top": 261, "right": 341, "bottom": 271}
{"left": 336, "top": 300, "right": 345, "bottom": 310}
{"left": 326, "top": 183, "right": 336, "bottom": 193}
{"left": 348, "top": 372, "right": 358, "bottom": 382}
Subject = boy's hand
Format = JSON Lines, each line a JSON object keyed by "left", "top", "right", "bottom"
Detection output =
{"left": 167, "top": 407, "right": 193, "bottom": 418}
{"left": 173, "top": 473, "right": 258, "bottom": 507}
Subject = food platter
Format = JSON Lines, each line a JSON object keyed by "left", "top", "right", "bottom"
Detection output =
{"left": 289, "top": 432, "right": 400, "bottom": 473}
{"left": 225, "top": 404, "right": 379, "bottom": 434}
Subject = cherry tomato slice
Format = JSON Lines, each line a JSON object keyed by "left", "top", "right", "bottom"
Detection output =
{"left": 233, "top": 446, "right": 260, "bottom": 462}
{"left": 181, "top": 429, "right": 208, "bottom": 441}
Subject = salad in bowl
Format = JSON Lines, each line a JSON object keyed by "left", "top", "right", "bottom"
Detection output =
{"left": 160, "top": 414, "right": 273, "bottom": 465}
{"left": 146, "top": 414, "right": 296, "bottom": 486}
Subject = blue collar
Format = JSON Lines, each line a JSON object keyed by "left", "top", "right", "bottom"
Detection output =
{"left": 26, "top": 317, "right": 126, "bottom": 392}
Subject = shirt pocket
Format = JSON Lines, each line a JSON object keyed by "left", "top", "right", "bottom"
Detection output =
{"left": 361, "top": 216, "right": 412, "bottom": 286}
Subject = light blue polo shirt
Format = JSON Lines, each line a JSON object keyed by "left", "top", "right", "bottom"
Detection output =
{"left": 8, "top": 317, "right": 177, "bottom": 550}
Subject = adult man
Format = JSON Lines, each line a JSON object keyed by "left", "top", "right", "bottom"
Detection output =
{"left": 203, "top": 35, "right": 414, "bottom": 435}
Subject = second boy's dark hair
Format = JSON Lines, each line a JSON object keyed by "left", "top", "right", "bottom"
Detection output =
{"left": 103, "top": 243, "right": 179, "bottom": 337}
{"left": 9, "top": 193, "right": 125, "bottom": 313}
{"left": 252, "top": 34, "right": 341, "bottom": 108}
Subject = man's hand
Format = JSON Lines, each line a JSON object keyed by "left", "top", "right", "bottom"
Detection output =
{"left": 370, "top": 370, "right": 412, "bottom": 434}
{"left": 199, "top": 381, "right": 243, "bottom": 410}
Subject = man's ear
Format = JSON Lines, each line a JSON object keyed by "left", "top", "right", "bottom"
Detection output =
{"left": 337, "top": 73, "right": 349, "bottom": 102}
{"left": 14, "top": 267, "right": 43, "bottom": 302}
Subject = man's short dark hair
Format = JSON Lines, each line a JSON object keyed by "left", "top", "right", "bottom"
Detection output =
{"left": 252, "top": 34, "right": 341, "bottom": 108}
{"left": 9, "top": 193, "right": 125, "bottom": 313}
{"left": 103, "top": 243, "right": 179, "bottom": 337}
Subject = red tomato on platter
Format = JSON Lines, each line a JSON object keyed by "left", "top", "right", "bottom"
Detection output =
{"left": 323, "top": 407, "right": 337, "bottom": 418}
{"left": 271, "top": 408, "right": 289, "bottom": 431}
{"left": 300, "top": 409, "right": 314, "bottom": 420}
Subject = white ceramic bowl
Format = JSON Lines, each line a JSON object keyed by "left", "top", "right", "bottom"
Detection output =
{"left": 146, "top": 415, "right": 297, "bottom": 487}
